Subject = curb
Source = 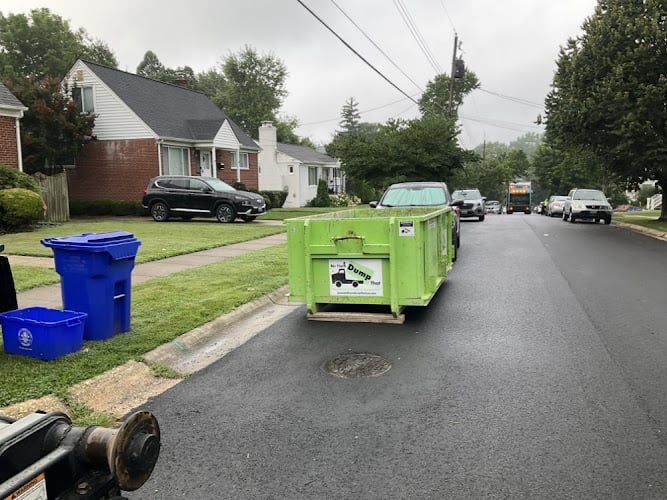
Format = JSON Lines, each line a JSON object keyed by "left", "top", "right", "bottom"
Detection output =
{"left": 612, "top": 220, "right": 667, "bottom": 242}
{"left": 142, "top": 285, "right": 295, "bottom": 372}
{"left": 0, "top": 285, "right": 298, "bottom": 420}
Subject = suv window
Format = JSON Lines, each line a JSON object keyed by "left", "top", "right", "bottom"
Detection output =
{"left": 189, "top": 178, "right": 209, "bottom": 192}
{"left": 156, "top": 178, "right": 189, "bottom": 190}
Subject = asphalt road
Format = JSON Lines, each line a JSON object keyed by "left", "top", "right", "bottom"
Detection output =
{"left": 129, "top": 213, "right": 667, "bottom": 499}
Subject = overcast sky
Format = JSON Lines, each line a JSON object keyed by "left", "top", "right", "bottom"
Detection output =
{"left": 2, "top": 0, "right": 598, "bottom": 149}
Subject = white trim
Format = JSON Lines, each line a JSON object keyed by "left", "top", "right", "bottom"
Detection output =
{"left": 157, "top": 141, "right": 163, "bottom": 176}
{"left": 15, "top": 117, "right": 23, "bottom": 172}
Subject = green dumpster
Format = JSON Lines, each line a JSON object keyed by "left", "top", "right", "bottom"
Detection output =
{"left": 285, "top": 206, "right": 455, "bottom": 323}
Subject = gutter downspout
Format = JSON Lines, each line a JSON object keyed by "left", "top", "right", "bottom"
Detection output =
{"left": 15, "top": 116, "right": 24, "bottom": 172}
{"left": 236, "top": 150, "right": 241, "bottom": 183}
{"left": 157, "top": 139, "right": 163, "bottom": 176}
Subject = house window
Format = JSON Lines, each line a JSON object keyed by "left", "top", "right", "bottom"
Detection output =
{"left": 289, "top": 165, "right": 294, "bottom": 174}
{"left": 72, "top": 87, "right": 94, "bottom": 113}
{"left": 163, "top": 146, "right": 189, "bottom": 175}
{"left": 231, "top": 152, "right": 249, "bottom": 170}
{"left": 308, "top": 167, "right": 318, "bottom": 186}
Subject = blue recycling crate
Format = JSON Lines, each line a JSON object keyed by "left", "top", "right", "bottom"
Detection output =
{"left": 0, "top": 307, "right": 87, "bottom": 361}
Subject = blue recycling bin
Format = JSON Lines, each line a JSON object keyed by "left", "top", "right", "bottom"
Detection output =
{"left": 41, "top": 231, "right": 141, "bottom": 341}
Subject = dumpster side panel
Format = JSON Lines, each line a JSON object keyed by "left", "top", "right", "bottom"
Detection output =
{"left": 285, "top": 207, "right": 453, "bottom": 317}
{"left": 286, "top": 220, "right": 307, "bottom": 301}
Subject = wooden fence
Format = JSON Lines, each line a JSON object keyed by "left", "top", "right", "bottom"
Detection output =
{"left": 32, "top": 171, "right": 70, "bottom": 223}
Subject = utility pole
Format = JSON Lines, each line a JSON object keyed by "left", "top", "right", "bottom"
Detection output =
{"left": 447, "top": 33, "right": 458, "bottom": 117}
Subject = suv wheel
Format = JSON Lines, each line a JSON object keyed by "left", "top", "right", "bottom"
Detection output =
{"left": 604, "top": 216, "right": 611, "bottom": 225}
{"left": 216, "top": 203, "right": 236, "bottom": 223}
{"left": 150, "top": 201, "right": 169, "bottom": 222}
{"left": 478, "top": 214, "right": 485, "bottom": 222}
{"left": 568, "top": 210, "right": 576, "bottom": 223}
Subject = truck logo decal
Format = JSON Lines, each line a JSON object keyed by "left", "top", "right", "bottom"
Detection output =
{"left": 329, "top": 259, "right": 383, "bottom": 296}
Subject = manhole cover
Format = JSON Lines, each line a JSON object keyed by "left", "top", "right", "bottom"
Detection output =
{"left": 323, "top": 353, "right": 392, "bottom": 378}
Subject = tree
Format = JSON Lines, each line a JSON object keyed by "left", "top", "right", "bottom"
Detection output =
{"left": 419, "top": 70, "right": 480, "bottom": 117}
{"left": 194, "top": 67, "right": 227, "bottom": 101}
{"left": 0, "top": 8, "right": 117, "bottom": 81}
{"left": 544, "top": 0, "right": 667, "bottom": 219}
{"left": 274, "top": 116, "right": 315, "bottom": 147}
{"left": 135, "top": 51, "right": 195, "bottom": 87}
{"left": 339, "top": 97, "right": 361, "bottom": 132}
{"left": 217, "top": 46, "right": 288, "bottom": 138}
{"left": 7, "top": 77, "right": 96, "bottom": 174}
{"left": 452, "top": 149, "right": 529, "bottom": 200}
{"left": 81, "top": 38, "right": 118, "bottom": 68}
{"left": 330, "top": 115, "right": 473, "bottom": 192}
{"left": 136, "top": 51, "right": 166, "bottom": 80}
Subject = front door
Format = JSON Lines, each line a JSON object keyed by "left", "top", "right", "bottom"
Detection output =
{"left": 199, "top": 151, "right": 213, "bottom": 177}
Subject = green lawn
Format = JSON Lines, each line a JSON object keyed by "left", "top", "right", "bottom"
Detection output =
{"left": 0, "top": 244, "right": 288, "bottom": 412}
{"left": 1, "top": 218, "right": 286, "bottom": 261}
{"left": 613, "top": 210, "right": 667, "bottom": 232}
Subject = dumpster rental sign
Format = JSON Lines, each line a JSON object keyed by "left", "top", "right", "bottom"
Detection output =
{"left": 329, "top": 259, "right": 383, "bottom": 296}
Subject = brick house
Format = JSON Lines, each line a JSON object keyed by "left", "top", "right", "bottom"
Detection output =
{"left": 62, "top": 60, "right": 260, "bottom": 201}
{"left": 0, "top": 82, "right": 27, "bottom": 170}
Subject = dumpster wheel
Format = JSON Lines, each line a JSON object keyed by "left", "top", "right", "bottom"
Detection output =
{"left": 322, "top": 353, "right": 392, "bottom": 379}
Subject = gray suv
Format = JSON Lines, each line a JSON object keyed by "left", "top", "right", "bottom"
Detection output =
{"left": 562, "top": 188, "right": 612, "bottom": 224}
{"left": 142, "top": 176, "right": 266, "bottom": 223}
{"left": 452, "top": 189, "right": 486, "bottom": 221}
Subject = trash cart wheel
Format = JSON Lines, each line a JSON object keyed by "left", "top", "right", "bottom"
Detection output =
{"left": 216, "top": 203, "right": 236, "bottom": 223}
{"left": 150, "top": 202, "right": 170, "bottom": 222}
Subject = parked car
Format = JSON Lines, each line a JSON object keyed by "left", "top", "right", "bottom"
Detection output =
{"left": 142, "top": 175, "right": 267, "bottom": 223}
{"left": 451, "top": 189, "right": 486, "bottom": 221}
{"left": 546, "top": 195, "right": 568, "bottom": 217}
{"left": 562, "top": 188, "right": 612, "bottom": 224}
{"left": 369, "top": 181, "right": 461, "bottom": 261}
{"left": 485, "top": 200, "right": 501, "bottom": 214}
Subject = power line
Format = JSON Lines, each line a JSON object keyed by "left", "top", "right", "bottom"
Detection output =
{"left": 329, "top": 0, "right": 424, "bottom": 93}
{"left": 392, "top": 0, "right": 442, "bottom": 74}
{"left": 296, "top": 0, "right": 420, "bottom": 106}
{"left": 459, "top": 112, "right": 543, "bottom": 133}
{"left": 299, "top": 93, "right": 422, "bottom": 127}
{"left": 478, "top": 88, "right": 544, "bottom": 108}
{"left": 438, "top": 0, "right": 457, "bottom": 35}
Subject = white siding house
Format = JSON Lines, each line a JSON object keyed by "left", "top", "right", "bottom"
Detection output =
{"left": 258, "top": 122, "right": 343, "bottom": 208}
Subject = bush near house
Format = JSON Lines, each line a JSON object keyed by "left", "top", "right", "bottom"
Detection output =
{"left": 0, "top": 188, "right": 44, "bottom": 232}
{"left": 308, "top": 179, "right": 332, "bottom": 207}
{"left": 231, "top": 182, "right": 287, "bottom": 210}
{"left": 69, "top": 199, "right": 145, "bottom": 217}
{"left": 0, "top": 165, "right": 45, "bottom": 232}
{"left": 0, "top": 165, "right": 41, "bottom": 193}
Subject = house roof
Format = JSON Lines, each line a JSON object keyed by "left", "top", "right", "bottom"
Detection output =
{"left": 80, "top": 60, "right": 258, "bottom": 150}
{"left": 0, "top": 82, "right": 26, "bottom": 110}
{"left": 277, "top": 142, "right": 338, "bottom": 165}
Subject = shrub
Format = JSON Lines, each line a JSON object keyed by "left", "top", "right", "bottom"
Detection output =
{"left": 0, "top": 165, "right": 41, "bottom": 193}
{"left": 259, "top": 190, "right": 288, "bottom": 210}
{"left": 330, "top": 193, "right": 361, "bottom": 207}
{"left": 0, "top": 188, "right": 44, "bottom": 232}
{"left": 69, "top": 200, "right": 145, "bottom": 216}
{"left": 309, "top": 179, "right": 332, "bottom": 207}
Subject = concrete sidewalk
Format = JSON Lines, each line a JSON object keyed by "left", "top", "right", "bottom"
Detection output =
{"left": 13, "top": 232, "right": 287, "bottom": 310}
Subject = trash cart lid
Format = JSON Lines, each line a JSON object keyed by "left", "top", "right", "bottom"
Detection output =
{"left": 41, "top": 231, "right": 141, "bottom": 259}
